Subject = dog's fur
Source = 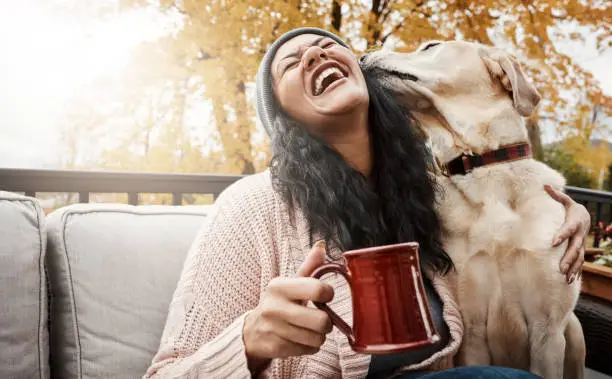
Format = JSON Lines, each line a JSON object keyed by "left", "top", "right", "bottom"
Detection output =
{"left": 361, "top": 41, "right": 585, "bottom": 379}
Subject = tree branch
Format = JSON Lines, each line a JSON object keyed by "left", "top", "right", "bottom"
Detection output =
{"left": 371, "top": 0, "right": 382, "bottom": 17}
{"left": 380, "top": 1, "right": 395, "bottom": 25}
{"left": 381, "top": 21, "right": 404, "bottom": 44}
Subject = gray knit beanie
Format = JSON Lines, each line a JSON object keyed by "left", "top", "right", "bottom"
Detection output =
{"left": 256, "top": 27, "right": 350, "bottom": 137}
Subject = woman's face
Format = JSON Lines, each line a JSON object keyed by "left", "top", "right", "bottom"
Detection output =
{"left": 271, "top": 34, "right": 369, "bottom": 132}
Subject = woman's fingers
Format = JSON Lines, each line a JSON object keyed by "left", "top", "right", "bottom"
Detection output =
{"left": 544, "top": 184, "right": 581, "bottom": 247}
{"left": 245, "top": 257, "right": 335, "bottom": 364}
{"left": 543, "top": 185, "right": 589, "bottom": 283}
{"left": 296, "top": 241, "right": 327, "bottom": 277}
{"left": 558, "top": 223, "right": 580, "bottom": 273}
{"left": 247, "top": 300, "right": 328, "bottom": 358}
{"left": 553, "top": 220, "right": 580, "bottom": 247}
{"left": 269, "top": 318, "right": 327, "bottom": 348}
{"left": 567, "top": 246, "right": 585, "bottom": 284}
{"left": 245, "top": 299, "right": 326, "bottom": 360}
{"left": 263, "top": 300, "right": 332, "bottom": 333}
{"left": 257, "top": 332, "right": 319, "bottom": 358}
{"left": 544, "top": 185, "right": 573, "bottom": 206}
{"left": 560, "top": 233, "right": 583, "bottom": 281}
{"left": 267, "top": 277, "right": 334, "bottom": 303}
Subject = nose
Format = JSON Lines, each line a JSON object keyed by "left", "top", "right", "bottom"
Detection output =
{"left": 359, "top": 54, "right": 367, "bottom": 64}
{"left": 303, "top": 46, "right": 328, "bottom": 69}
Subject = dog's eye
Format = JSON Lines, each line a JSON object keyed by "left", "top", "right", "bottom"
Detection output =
{"left": 421, "top": 42, "right": 441, "bottom": 51}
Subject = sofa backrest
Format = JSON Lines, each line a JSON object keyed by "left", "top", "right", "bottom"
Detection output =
{"left": 0, "top": 191, "right": 49, "bottom": 379}
{"left": 46, "top": 203, "right": 209, "bottom": 379}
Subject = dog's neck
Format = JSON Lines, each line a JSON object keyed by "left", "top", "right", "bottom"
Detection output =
{"left": 417, "top": 97, "right": 530, "bottom": 164}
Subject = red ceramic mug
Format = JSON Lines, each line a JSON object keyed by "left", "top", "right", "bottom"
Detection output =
{"left": 310, "top": 242, "right": 440, "bottom": 354}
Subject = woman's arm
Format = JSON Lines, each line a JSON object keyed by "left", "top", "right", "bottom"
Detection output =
{"left": 144, "top": 187, "right": 266, "bottom": 378}
{"left": 544, "top": 185, "right": 591, "bottom": 283}
{"left": 145, "top": 177, "right": 336, "bottom": 378}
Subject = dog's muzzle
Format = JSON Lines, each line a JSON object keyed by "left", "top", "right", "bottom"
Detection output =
{"left": 359, "top": 55, "right": 419, "bottom": 82}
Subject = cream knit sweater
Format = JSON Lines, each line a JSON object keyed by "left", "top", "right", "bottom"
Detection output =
{"left": 145, "top": 170, "right": 463, "bottom": 378}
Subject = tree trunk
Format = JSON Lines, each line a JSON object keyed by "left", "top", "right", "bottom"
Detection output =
{"left": 234, "top": 81, "right": 255, "bottom": 174}
{"left": 526, "top": 116, "right": 543, "bottom": 161}
{"left": 331, "top": 0, "right": 342, "bottom": 32}
{"left": 366, "top": 0, "right": 383, "bottom": 47}
{"left": 212, "top": 80, "right": 255, "bottom": 175}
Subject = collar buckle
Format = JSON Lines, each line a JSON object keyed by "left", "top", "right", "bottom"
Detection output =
{"left": 460, "top": 154, "right": 473, "bottom": 175}
{"left": 446, "top": 152, "right": 473, "bottom": 176}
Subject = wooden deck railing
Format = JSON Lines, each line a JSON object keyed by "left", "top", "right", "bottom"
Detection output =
{"left": 0, "top": 168, "right": 242, "bottom": 205}
{"left": 565, "top": 186, "right": 612, "bottom": 224}
{"left": 0, "top": 167, "right": 610, "bottom": 226}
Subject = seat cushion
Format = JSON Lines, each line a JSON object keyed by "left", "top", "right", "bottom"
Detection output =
{"left": 46, "top": 204, "right": 209, "bottom": 379}
{"left": 575, "top": 294, "right": 612, "bottom": 375}
{"left": 0, "top": 192, "right": 49, "bottom": 379}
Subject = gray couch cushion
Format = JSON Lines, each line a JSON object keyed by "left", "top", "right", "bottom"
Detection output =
{"left": 46, "top": 204, "right": 209, "bottom": 379}
{"left": 0, "top": 192, "right": 49, "bottom": 379}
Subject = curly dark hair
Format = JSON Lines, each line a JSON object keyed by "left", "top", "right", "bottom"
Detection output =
{"left": 269, "top": 68, "right": 453, "bottom": 275}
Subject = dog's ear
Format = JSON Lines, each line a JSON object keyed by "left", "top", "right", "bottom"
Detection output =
{"left": 481, "top": 50, "right": 541, "bottom": 117}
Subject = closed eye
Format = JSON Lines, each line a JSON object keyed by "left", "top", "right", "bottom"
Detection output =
{"left": 281, "top": 40, "right": 336, "bottom": 75}
{"left": 420, "top": 42, "right": 441, "bottom": 52}
{"left": 322, "top": 41, "right": 336, "bottom": 49}
{"left": 281, "top": 60, "right": 299, "bottom": 75}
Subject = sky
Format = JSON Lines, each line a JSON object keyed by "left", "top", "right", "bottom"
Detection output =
{"left": 0, "top": 1, "right": 610, "bottom": 169}
{"left": 0, "top": 1, "right": 173, "bottom": 168}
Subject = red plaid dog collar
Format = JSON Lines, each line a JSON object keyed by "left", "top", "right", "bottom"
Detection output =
{"left": 443, "top": 143, "right": 532, "bottom": 176}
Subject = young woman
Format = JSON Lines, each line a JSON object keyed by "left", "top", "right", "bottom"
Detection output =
{"left": 145, "top": 28, "right": 590, "bottom": 378}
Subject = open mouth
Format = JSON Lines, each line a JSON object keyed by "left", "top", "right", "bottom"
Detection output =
{"left": 312, "top": 64, "right": 348, "bottom": 96}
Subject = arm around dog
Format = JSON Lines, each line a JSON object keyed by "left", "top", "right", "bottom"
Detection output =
{"left": 545, "top": 185, "right": 591, "bottom": 283}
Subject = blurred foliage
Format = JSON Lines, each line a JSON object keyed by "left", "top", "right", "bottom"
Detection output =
{"left": 60, "top": 0, "right": 611, "bottom": 183}
{"left": 542, "top": 144, "right": 596, "bottom": 188}
{"left": 593, "top": 253, "right": 612, "bottom": 267}
{"left": 563, "top": 135, "right": 612, "bottom": 188}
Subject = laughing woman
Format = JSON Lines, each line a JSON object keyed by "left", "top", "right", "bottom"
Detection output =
{"left": 145, "top": 28, "right": 590, "bottom": 379}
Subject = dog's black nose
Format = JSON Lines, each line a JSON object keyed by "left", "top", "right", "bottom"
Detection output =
{"left": 359, "top": 54, "right": 367, "bottom": 64}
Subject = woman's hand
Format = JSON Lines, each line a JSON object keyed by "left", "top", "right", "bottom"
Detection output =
{"left": 243, "top": 241, "right": 334, "bottom": 374}
{"left": 544, "top": 185, "right": 591, "bottom": 284}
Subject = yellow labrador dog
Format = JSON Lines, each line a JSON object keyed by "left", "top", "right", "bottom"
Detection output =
{"left": 360, "top": 41, "right": 585, "bottom": 379}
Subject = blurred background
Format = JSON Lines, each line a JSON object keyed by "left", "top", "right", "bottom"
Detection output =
{"left": 0, "top": 0, "right": 610, "bottom": 198}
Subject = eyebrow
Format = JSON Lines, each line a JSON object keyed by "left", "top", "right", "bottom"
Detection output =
{"left": 279, "top": 36, "right": 327, "bottom": 63}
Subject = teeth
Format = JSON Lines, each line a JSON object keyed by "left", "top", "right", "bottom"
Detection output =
{"left": 314, "top": 67, "right": 345, "bottom": 96}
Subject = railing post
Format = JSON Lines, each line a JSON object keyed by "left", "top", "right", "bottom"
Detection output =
{"left": 128, "top": 192, "right": 138, "bottom": 206}
{"left": 79, "top": 192, "right": 89, "bottom": 204}
{"left": 172, "top": 193, "right": 182, "bottom": 206}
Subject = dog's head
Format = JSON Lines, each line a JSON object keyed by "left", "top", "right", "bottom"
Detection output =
{"left": 360, "top": 41, "right": 541, "bottom": 162}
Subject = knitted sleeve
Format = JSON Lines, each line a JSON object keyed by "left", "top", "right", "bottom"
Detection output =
{"left": 144, "top": 175, "right": 276, "bottom": 378}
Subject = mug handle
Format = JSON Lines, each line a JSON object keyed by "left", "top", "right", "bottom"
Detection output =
{"left": 310, "top": 263, "right": 355, "bottom": 345}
